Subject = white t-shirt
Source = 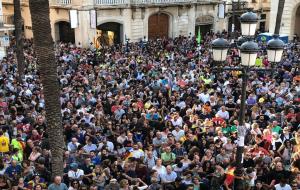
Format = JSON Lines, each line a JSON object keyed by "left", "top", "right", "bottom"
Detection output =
{"left": 274, "top": 184, "right": 292, "bottom": 190}
{"left": 152, "top": 165, "right": 166, "bottom": 176}
{"left": 172, "top": 129, "right": 185, "bottom": 141}
{"left": 216, "top": 110, "right": 229, "bottom": 120}
{"left": 68, "top": 169, "right": 84, "bottom": 181}
{"left": 131, "top": 149, "right": 145, "bottom": 159}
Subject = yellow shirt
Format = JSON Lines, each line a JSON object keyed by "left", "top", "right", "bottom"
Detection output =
{"left": 0, "top": 135, "right": 9, "bottom": 153}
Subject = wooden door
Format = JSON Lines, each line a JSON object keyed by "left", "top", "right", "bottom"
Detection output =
{"left": 148, "top": 13, "right": 169, "bottom": 39}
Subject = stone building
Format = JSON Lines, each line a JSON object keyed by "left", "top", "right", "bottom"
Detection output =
{"left": 1, "top": 0, "right": 271, "bottom": 47}
{"left": 269, "top": 0, "right": 300, "bottom": 40}
{"left": 225, "top": 0, "right": 270, "bottom": 33}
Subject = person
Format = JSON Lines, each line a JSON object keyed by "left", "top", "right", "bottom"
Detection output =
{"left": 161, "top": 146, "right": 176, "bottom": 166}
{"left": 4, "top": 160, "right": 22, "bottom": 182}
{"left": 160, "top": 165, "right": 177, "bottom": 184}
{"left": 67, "top": 163, "right": 84, "bottom": 183}
{"left": 48, "top": 176, "right": 68, "bottom": 190}
{"left": 0, "top": 131, "right": 9, "bottom": 156}
{"left": 274, "top": 177, "right": 292, "bottom": 190}
{"left": 0, "top": 33, "right": 299, "bottom": 190}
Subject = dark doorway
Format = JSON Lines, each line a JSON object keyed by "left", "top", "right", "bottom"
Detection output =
{"left": 259, "top": 21, "right": 266, "bottom": 32}
{"left": 295, "top": 6, "right": 300, "bottom": 37}
{"left": 148, "top": 13, "right": 169, "bottom": 39}
{"left": 195, "top": 25, "right": 212, "bottom": 37}
{"left": 97, "top": 22, "right": 123, "bottom": 46}
{"left": 57, "top": 21, "right": 75, "bottom": 43}
{"left": 228, "top": 15, "right": 241, "bottom": 33}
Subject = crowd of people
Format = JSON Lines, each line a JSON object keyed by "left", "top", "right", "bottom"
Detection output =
{"left": 0, "top": 30, "right": 299, "bottom": 190}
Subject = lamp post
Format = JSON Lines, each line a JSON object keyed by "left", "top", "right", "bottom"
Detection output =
{"left": 211, "top": 37, "right": 230, "bottom": 62}
{"left": 267, "top": 35, "right": 285, "bottom": 64}
{"left": 236, "top": 36, "right": 247, "bottom": 56}
{"left": 240, "top": 10, "right": 259, "bottom": 36}
{"left": 211, "top": 10, "right": 284, "bottom": 190}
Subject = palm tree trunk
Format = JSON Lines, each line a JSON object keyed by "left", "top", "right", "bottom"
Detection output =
{"left": 29, "top": 0, "right": 64, "bottom": 178}
{"left": 13, "top": 0, "right": 25, "bottom": 82}
{"left": 274, "top": 0, "right": 285, "bottom": 34}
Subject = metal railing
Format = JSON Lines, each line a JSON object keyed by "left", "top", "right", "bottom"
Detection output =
{"left": 94, "top": 0, "right": 217, "bottom": 6}
{"left": 94, "top": 0, "right": 130, "bottom": 5}
{"left": 0, "top": 15, "right": 14, "bottom": 27}
{"left": 51, "top": 0, "right": 72, "bottom": 5}
{"left": 131, "top": 0, "right": 191, "bottom": 4}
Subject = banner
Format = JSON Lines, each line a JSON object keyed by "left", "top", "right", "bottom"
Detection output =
{"left": 70, "top": 10, "right": 78, "bottom": 28}
{"left": 218, "top": 3, "right": 225, "bottom": 19}
{"left": 0, "top": 36, "right": 10, "bottom": 47}
{"left": 90, "top": 10, "right": 96, "bottom": 29}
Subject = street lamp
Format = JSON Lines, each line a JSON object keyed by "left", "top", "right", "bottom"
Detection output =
{"left": 211, "top": 37, "right": 230, "bottom": 62}
{"left": 211, "top": 9, "right": 284, "bottom": 190}
{"left": 240, "top": 10, "right": 259, "bottom": 36}
{"left": 240, "top": 40, "right": 259, "bottom": 67}
{"left": 236, "top": 36, "right": 247, "bottom": 56}
{"left": 267, "top": 35, "right": 284, "bottom": 63}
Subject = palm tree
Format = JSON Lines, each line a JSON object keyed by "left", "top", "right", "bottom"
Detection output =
{"left": 28, "top": 0, "right": 64, "bottom": 177}
{"left": 274, "top": 0, "right": 285, "bottom": 34}
{"left": 13, "top": 0, "right": 24, "bottom": 82}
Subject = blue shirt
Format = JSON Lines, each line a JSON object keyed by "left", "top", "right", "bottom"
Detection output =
{"left": 160, "top": 171, "right": 177, "bottom": 183}
{"left": 91, "top": 156, "right": 101, "bottom": 165}
{"left": 5, "top": 164, "right": 22, "bottom": 178}
{"left": 48, "top": 183, "right": 68, "bottom": 190}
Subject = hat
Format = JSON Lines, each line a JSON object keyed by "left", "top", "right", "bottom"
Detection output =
{"left": 259, "top": 97, "right": 264, "bottom": 103}
{"left": 70, "top": 163, "right": 78, "bottom": 169}
{"left": 110, "top": 178, "right": 117, "bottom": 183}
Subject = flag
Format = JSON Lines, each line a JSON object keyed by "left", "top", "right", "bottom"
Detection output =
{"left": 224, "top": 166, "right": 235, "bottom": 186}
{"left": 197, "top": 27, "right": 201, "bottom": 45}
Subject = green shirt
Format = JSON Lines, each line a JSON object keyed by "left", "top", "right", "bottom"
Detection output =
{"left": 161, "top": 152, "right": 176, "bottom": 162}
{"left": 222, "top": 125, "right": 237, "bottom": 135}
{"left": 272, "top": 125, "right": 282, "bottom": 134}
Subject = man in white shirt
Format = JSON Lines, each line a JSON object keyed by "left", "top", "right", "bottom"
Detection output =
{"left": 152, "top": 159, "right": 166, "bottom": 176}
{"left": 198, "top": 90, "right": 210, "bottom": 103}
{"left": 216, "top": 106, "right": 230, "bottom": 120}
{"left": 131, "top": 144, "right": 145, "bottom": 159}
{"left": 274, "top": 178, "right": 292, "bottom": 190}
{"left": 67, "top": 138, "right": 80, "bottom": 153}
{"left": 160, "top": 165, "right": 177, "bottom": 184}
{"left": 98, "top": 137, "right": 114, "bottom": 152}
{"left": 171, "top": 126, "right": 185, "bottom": 142}
{"left": 171, "top": 113, "right": 183, "bottom": 127}
{"left": 83, "top": 140, "right": 97, "bottom": 153}
{"left": 67, "top": 163, "right": 84, "bottom": 183}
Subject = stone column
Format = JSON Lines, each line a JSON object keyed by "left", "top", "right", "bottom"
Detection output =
{"left": 75, "top": 10, "right": 96, "bottom": 48}
{"left": 187, "top": 5, "right": 196, "bottom": 36}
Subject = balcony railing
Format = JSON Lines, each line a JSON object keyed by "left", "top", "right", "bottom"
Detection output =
{"left": 51, "top": 0, "right": 72, "bottom": 5}
{"left": 0, "top": 15, "right": 14, "bottom": 27}
{"left": 94, "top": 0, "right": 129, "bottom": 5}
{"left": 131, "top": 0, "right": 192, "bottom": 4}
{"left": 95, "top": 0, "right": 219, "bottom": 6}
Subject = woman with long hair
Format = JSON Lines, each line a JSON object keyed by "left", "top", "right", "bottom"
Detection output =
{"left": 68, "top": 179, "right": 80, "bottom": 190}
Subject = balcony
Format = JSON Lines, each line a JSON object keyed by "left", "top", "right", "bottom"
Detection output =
{"left": 94, "top": 0, "right": 129, "bottom": 6}
{"left": 50, "top": 0, "right": 72, "bottom": 7}
{"left": 0, "top": 15, "right": 15, "bottom": 31}
{"left": 94, "top": 0, "right": 221, "bottom": 7}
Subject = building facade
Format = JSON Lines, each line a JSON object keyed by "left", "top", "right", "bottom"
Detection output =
{"left": 1, "top": 0, "right": 271, "bottom": 47}
{"left": 225, "top": 0, "right": 270, "bottom": 34}
{"left": 269, "top": 0, "right": 300, "bottom": 40}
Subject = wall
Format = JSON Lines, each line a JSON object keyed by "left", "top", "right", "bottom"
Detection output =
{"left": 49, "top": 8, "right": 70, "bottom": 42}
{"left": 269, "top": 0, "right": 300, "bottom": 39}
